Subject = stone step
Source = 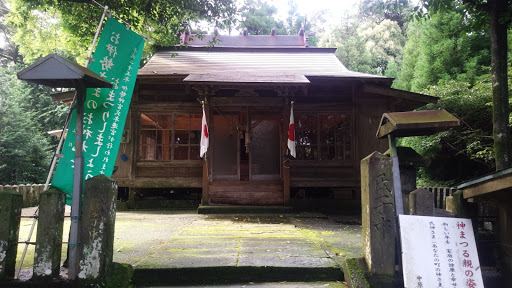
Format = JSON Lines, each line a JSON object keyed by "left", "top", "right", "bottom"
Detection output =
{"left": 197, "top": 205, "right": 294, "bottom": 214}
{"left": 136, "top": 281, "right": 349, "bottom": 288}
{"left": 132, "top": 266, "right": 344, "bottom": 286}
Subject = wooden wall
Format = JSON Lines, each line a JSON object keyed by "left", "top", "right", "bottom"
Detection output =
{"left": 112, "top": 76, "right": 417, "bottom": 193}
{"left": 112, "top": 77, "right": 204, "bottom": 188}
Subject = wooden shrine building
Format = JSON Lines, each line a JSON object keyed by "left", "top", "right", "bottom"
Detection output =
{"left": 110, "top": 31, "right": 437, "bottom": 208}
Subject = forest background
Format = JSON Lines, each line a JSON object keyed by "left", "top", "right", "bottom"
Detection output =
{"left": 0, "top": 0, "right": 510, "bottom": 186}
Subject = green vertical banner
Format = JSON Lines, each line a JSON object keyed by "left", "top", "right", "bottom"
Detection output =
{"left": 52, "top": 18, "right": 145, "bottom": 204}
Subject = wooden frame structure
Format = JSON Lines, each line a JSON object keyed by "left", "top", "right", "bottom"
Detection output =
{"left": 110, "top": 33, "right": 437, "bottom": 207}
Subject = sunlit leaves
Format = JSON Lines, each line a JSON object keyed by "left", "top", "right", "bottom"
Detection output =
{"left": 6, "top": 0, "right": 237, "bottom": 62}
{"left": 319, "top": 18, "right": 405, "bottom": 76}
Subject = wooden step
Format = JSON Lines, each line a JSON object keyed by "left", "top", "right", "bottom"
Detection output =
{"left": 209, "top": 181, "right": 283, "bottom": 205}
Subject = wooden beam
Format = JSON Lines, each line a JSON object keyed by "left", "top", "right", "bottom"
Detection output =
{"left": 114, "top": 177, "right": 202, "bottom": 188}
{"left": 137, "top": 76, "right": 186, "bottom": 84}
{"left": 50, "top": 90, "right": 75, "bottom": 104}
{"left": 290, "top": 179, "right": 359, "bottom": 187}
{"left": 210, "top": 97, "right": 283, "bottom": 107}
{"left": 133, "top": 103, "right": 202, "bottom": 111}
{"left": 286, "top": 160, "right": 353, "bottom": 168}
{"left": 462, "top": 173, "right": 512, "bottom": 199}
{"left": 136, "top": 161, "right": 202, "bottom": 168}
{"left": 362, "top": 84, "right": 438, "bottom": 104}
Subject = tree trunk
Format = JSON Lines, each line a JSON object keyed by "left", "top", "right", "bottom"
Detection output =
{"left": 489, "top": 0, "right": 511, "bottom": 170}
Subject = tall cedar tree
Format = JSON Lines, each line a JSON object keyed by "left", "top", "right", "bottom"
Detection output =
{"left": 419, "top": 0, "right": 511, "bottom": 170}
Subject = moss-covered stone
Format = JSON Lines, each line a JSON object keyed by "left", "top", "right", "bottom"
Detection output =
{"left": 32, "top": 188, "right": 66, "bottom": 280}
{"left": 360, "top": 152, "right": 397, "bottom": 276}
{"left": 452, "top": 190, "right": 467, "bottom": 217}
{"left": 79, "top": 176, "right": 117, "bottom": 280}
{"left": 105, "top": 262, "right": 134, "bottom": 288}
{"left": 342, "top": 257, "right": 370, "bottom": 288}
{"left": 0, "top": 189, "right": 23, "bottom": 280}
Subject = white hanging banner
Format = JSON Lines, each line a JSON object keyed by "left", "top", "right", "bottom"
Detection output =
{"left": 200, "top": 104, "right": 209, "bottom": 158}
{"left": 287, "top": 103, "right": 296, "bottom": 158}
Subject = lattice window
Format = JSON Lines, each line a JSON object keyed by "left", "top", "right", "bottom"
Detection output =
{"left": 139, "top": 113, "right": 201, "bottom": 160}
{"left": 295, "top": 113, "right": 352, "bottom": 161}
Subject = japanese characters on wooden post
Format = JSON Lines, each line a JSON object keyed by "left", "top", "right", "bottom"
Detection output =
{"left": 51, "top": 18, "right": 145, "bottom": 204}
{"left": 399, "top": 215, "right": 484, "bottom": 288}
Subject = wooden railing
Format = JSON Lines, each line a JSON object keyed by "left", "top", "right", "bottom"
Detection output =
{"left": 420, "top": 186, "right": 457, "bottom": 210}
{"left": 0, "top": 184, "right": 45, "bottom": 208}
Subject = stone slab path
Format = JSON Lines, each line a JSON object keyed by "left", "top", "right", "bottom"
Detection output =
{"left": 17, "top": 209, "right": 362, "bottom": 286}
{"left": 111, "top": 212, "right": 362, "bottom": 270}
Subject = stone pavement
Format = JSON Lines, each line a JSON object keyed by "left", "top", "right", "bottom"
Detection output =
{"left": 17, "top": 209, "right": 363, "bottom": 286}
{"left": 115, "top": 212, "right": 361, "bottom": 286}
{"left": 111, "top": 212, "right": 362, "bottom": 268}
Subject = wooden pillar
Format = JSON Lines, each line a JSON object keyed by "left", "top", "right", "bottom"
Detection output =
{"left": 283, "top": 165, "right": 290, "bottom": 205}
{"left": 497, "top": 195, "right": 512, "bottom": 283}
{"left": 282, "top": 93, "right": 291, "bottom": 206}
{"left": 127, "top": 187, "right": 136, "bottom": 209}
{"left": 202, "top": 160, "right": 209, "bottom": 205}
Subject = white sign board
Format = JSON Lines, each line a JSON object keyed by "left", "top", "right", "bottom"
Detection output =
{"left": 399, "top": 215, "right": 484, "bottom": 288}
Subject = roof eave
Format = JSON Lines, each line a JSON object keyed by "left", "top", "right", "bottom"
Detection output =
{"left": 156, "top": 46, "right": 337, "bottom": 54}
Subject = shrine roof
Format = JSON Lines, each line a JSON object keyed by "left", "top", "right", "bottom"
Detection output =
{"left": 138, "top": 47, "right": 392, "bottom": 82}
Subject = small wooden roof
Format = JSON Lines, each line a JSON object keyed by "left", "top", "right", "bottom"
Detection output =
{"left": 376, "top": 110, "right": 460, "bottom": 139}
{"left": 18, "top": 54, "right": 112, "bottom": 88}
{"left": 457, "top": 168, "right": 512, "bottom": 199}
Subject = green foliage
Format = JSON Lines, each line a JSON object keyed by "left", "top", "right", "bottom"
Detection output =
{"left": 6, "top": 4, "right": 87, "bottom": 65}
{"left": 401, "top": 77, "right": 500, "bottom": 185}
{"left": 5, "top": 0, "right": 237, "bottom": 63}
{"left": 237, "top": 0, "right": 322, "bottom": 39}
{"left": 320, "top": 18, "right": 405, "bottom": 76}
{"left": 0, "top": 65, "right": 67, "bottom": 184}
{"left": 415, "top": 0, "right": 512, "bottom": 171}
{"left": 359, "top": 0, "right": 414, "bottom": 29}
{"left": 0, "top": 0, "right": 22, "bottom": 64}
{"left": 394, "top": 11, "right": 491, "bottom": 92}
{"left": 238, "top": 0, "right": 286, "bottom": 35}
{"left": 319, "top": 21, "right": 372, "bottom": 73}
